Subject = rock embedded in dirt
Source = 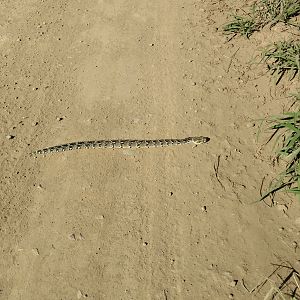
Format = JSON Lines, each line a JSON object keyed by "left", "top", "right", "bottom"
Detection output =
{"left": 32, "top": 248, "right": 40, "bottom": 255}
{"left": 6, "top": 135, "right": 15, "bottom": 139}
{"left": 68, "top": 233, "right": 76, "bottom": 241}
{"left": 229, "top": 280, "right": 238, "bottom": 287}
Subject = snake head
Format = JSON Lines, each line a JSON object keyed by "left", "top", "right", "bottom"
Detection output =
{"left": 190, "top": 136, "right": 210, "bottom": 144}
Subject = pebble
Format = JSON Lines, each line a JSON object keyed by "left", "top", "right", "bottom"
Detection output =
{"left": 68, "top": 233, "right": 76, "bottom": 241}
{"left": 246, "top": 122, "right": 255, "bottom": 128}
{"left": 276, "top": 204, "right": 288, "bottom": 213}
{"left": 149, "top": 43, "right": 154, "bottom": 46}
{"left": 77, "top": 290, "right": 82, "bottom": 299}
{"left": 56, "top": 116, "right": 64, "bottom": 121}
{"left": 229, "top": 294, "right": 234, "bottom": 299}
{"left": 78, "top": 233, "right": 85, "bottom": 240}
{"left": 68, "top": 233, "right": 85, "bottom": 241}
{"left": 77, "top": 290, "right": 88, "bottom": 299}
{"left": 229, "top": 280, "right": 238, "bottom": 287}
{"left": 36, "top": 184, "right": 44, "bottom": 190}
{"left": 6, "top": 135, "right": 15, "bottom": 139}
{"left": 32, "top": 248, "right": 40, "bottom": 255}
{"left": 201, "top": 206, "right": 207, "bottom": 213}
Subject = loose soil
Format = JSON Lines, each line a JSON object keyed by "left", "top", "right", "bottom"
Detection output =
{"left": 1, "top": 0, "right": 300, "bottom": 299}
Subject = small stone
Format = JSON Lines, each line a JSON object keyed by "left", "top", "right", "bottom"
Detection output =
{"left": 169, "top": 192, "right": 174, "bottom": 196}
{"left": 201, "top": 206, "right": 207, "bottom": 212}
{"left": 32, "top": 248, "right": 40, "bottom": 255}
{"left": 56, "top": 116, "right": 64, "bottom": 121}
{"left": 68, "top": 233, "right": 76, "bottom": 241}
{"left": 276, "top": 204, "right": 288, "bottom": 213}
{"left": 77, "top": 290, "right": 88, "bottom": 299}
{"left": 78, "top": 233, "right": 85, "bottom": 240}
{"left": 229, "top": 294, "right": 234, "bottom": 299}
{"left": 246, "top": 122, "right": 255, "bottom": 128}
{"left": 279, "top": 227, "right": 284, "bottom": 232}
{"left": 36, "top": 184, "right": 44, "bottom": 190}
{"left": 192, "top": 82, "right": 197, "bottom": 86}
{"left": 96, "top": 215, "right": 104, "bottom": 220}
{"left": 229, "top": 280, "right": 238, "bottom": 287}
{"left": 6, "top": 135, "right": 15, "bottom": 139}
{"left": 32, "top": 122, "right": 39, "bottom": 126}
{"left": 149, "top": 43, "right": 154, "bottom": 46}
{"left": 143, "top": 241, "right": 148, "bottom": 246}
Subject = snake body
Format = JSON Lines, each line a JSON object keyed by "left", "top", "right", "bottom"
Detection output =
{"left": 32, "top": 136, "right": 210, "bottom": 155}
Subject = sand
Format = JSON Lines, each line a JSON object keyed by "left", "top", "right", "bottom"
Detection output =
{"left": 1, "top": 0, "right": 300, "bottom": 299}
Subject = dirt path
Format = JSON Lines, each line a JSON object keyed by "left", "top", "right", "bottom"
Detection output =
{"left": 1, "top": 1, "right": 300, "bottom": 299}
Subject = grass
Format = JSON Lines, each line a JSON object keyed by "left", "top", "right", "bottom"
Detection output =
{"left": 243, "top": 263, "right": 300, "bottom": 298}
{"left": 223, "top": 0, "right": 300, "bottom": 38}
{"left": 223, "top": 15, "right": 257, "bottom": 38}
{"left": 223, "top": 2, "right": 300, "bottom": 202}
{"left": 262, "top": 41, "right": 300, "bottom": 84}
{"left": 253, "top": 0, "right": 300, "bottom": 27}
{"left": 260, "top": 93, "right": 300, "bottom": 202}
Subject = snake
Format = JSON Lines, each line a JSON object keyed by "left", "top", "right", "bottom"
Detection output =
{"left": 32, "top": 136, "right": 210, "bottom": 155}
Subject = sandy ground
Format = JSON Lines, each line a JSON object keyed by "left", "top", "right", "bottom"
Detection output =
{"left": 1, "top": 0, "right": 300, "bottom": 299}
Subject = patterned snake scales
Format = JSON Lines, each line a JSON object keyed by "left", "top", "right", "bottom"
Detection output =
{"left": 32, "top": 136, "right": 210, "bottom": 155}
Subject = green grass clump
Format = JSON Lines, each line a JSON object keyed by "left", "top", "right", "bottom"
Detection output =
{"left": 262, "top": 41, "right": 300, "bottom": 84}
{"left": 223, "top": 15, "right": 257, "bottom": 38}
{"left": 260, "top": 98, "right": 300, "bottom": 201}
{"left": 253, "top": 0, "right": 300, "bottom": 27}
{"left": 223, "top": 0, "right": 300, "bottom": 38}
